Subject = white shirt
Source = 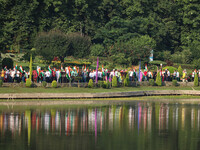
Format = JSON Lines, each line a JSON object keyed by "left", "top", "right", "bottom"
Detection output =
{"left": 129, "top": 71, "right": 133, "bottom": 77}
{"left": 98, "top": 72, "right": 102, "bottom": 78}
{"left": 110, "top": 71, "right": 114, "bottom": 77}
{"left": 11, "top": 71, "right": 15, "bottom": 78}
{"left": 16, "top": 71, "right": 20, "bottom": 77}
{"left": 167, "top": 71, "right": 170, "bottom": 76}
{"left": 176, "top": 72, "right": 179, "bottom": 77}
{"left": 56, "top": 70, "right": 60, "bottom": 78}
{"left": 192, "top": 72, "right": 195, "bottom": 77}
{"left": 45, "top": 71, "right": 50, "bottom": 77}
{"left": 89, "top": 72, "right": 94, "bottom": 78}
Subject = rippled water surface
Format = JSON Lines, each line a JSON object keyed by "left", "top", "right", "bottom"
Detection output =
{"left": 1, "top": 101, "right": 200, "bottom": 150}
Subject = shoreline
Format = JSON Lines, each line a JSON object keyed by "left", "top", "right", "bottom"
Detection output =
{"left": 1, "top": 90, "right": 200, "bottom": 99}
{"left": 1, "top": 98, "right": 200, "bottom": 106}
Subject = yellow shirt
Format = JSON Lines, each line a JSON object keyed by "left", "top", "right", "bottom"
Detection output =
{"left": 1, "top": 70, "right": 4, "bottom": 78}
{"left": 182, "top": 72, "right": 186, "bottom": 79}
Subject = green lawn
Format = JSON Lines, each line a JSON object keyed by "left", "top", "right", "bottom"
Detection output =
{"left": 0, "top": 86, "right": 198, "bottom": 93}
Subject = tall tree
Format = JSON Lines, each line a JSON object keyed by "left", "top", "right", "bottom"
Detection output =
{"left": 35, "top": 30, "right": 70, "bottom": 64}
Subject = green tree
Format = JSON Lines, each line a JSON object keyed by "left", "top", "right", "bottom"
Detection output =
{"left": 90, "top": 44, "right": 105, "bottom": 56}
{"left": 194, "top": 73, "right": 198, "bottom": 87}
{"left": 112, "top": 76, "right": 118, "bottom": 87}
{"left": 178, "top": 65, "right": 183, "bottom": 77}
{"left": 35, "top": 30, "right": 70, "bottom": 64}
{"left": 109, "top": 35, "right": 156, "bottom": 66}
{"left": 69, "top": 32, "right": 91, "bottom": 58}
{"left": 156, "top": 72, "right": 162, "bottom": 86}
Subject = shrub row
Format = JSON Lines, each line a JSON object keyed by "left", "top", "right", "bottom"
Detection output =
{"left": 3, "top": 77, "right": 199, "bottom": 88}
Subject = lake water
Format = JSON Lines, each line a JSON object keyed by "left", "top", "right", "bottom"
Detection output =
{"left": 0, "top": 101, "right": 200, "bottom": 150}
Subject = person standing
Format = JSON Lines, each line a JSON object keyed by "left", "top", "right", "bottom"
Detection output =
{"left": 1, "top": 69, "right": 5, "bottom": 82}
{"left": 173, "top": 70, "right": 177, "bottom": 80}
{"left": 45, "top": 70, "right": 51, "bottom": 83}
{"left": 192, "top": 70, "right": 195, "bottom": 81}
{"left": 167, "top": 69, "right": 170, "bottom": 81}
{"left": 10, "top": 69, "right": 15, "bottom": 83}
{"left": 129, "top": 69, "right": 133, "bottom": 81}
{"left": 176, "top": 71, "right": 179, "bottom": 81}
{"left": 16, "top": 70, "right": 20, "bottom": 83}
{"left": 56, "top": 69, "right": 60, "bottom": 83}
{"left": 182, "top": 70, "right": 186, "bottom": 82}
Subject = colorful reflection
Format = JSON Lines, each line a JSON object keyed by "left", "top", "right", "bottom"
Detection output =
{"left": 0, "top": 102, "right": 200, "bottom": 150}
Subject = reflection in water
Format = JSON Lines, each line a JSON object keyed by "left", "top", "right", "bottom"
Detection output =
{"left": 1, "top": 102, "right": 200, "bottom": 150}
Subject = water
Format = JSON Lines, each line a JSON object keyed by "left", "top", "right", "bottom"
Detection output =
{"left": 0, "top": 101, "right": 200, "bottom": 150}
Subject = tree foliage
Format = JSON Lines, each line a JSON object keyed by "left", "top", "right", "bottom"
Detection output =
{"left": 68, "top": 32, "right": 91, "bottom": 58}
{"left": 35, "top": 30, "right": 70, "bottom": 63}
{"left": 194, "top": 73, "right": 199, "bottom": 87}
{"left": 109, "top": 35, "right": 155, "bottom": 65}
{"left": 156, "top": 72, "right": 162, "bottom": 86}
{"left": 0, "top": 0, "right": 199, "bottom": 66}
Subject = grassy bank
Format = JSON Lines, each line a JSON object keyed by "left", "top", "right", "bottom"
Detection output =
{"left": 0, "top": 86, "right": 199, "bottom": 93}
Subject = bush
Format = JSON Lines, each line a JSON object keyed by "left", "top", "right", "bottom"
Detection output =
{"left": 2, "top": 58, "right": 13, "bottom": 69}
{"left": 163, "top": 66, "right": 177, "bottom": 74}
{"left": 178, "top": 65, "right": 183, "bottom": 77}
{"left": 156, "top": 72, "right": 162, "bottom": 86}
{"left": 149, "top": 60, "right": 167, "bottom": 66}
{"left": 102, "top": 81, "right": 111, "bottom": 89}
{"left": 42, "top": 81, "right": 47, "bottom": 88}
{"left": 194, "top": 73, "right": 199, "bottom": 87}
{"left": 25, "top": 79, "right": 32, "bottom": 87}
{"left": 20, "top": 81, "right": 24, "bottom": 87}
{"left": 124, "top": 74, "right": 130, "bottom": 87}
{"left": 170, "top": 51, "right": 183, "bottom": 63}
{"left": 51, "top": 80, "right": 57, "bottom": 88}
{"left": 112, "top": 76, "right": 118, "bottom": 87}
{"left": 172, "top": 80, "right": 177, "bottom": 86}
{"left": 88, "top": 79, "right": 93, "bottom": 88}
{"left": 149, "top": 79, "right": 155, "bottom": 86}
{"left": 98, "top": 80, "right": 104, "bottom": 88}
{"left": 0, "top": 80, "right": 3, "bottom": 87}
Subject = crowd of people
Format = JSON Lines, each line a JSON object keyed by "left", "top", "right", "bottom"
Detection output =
{"left": 0, "top": 64, "right": 198, "bottom": 84}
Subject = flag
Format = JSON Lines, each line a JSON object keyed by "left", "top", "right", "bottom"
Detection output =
{"left": 84, "top": 65, "right": 87, "bottom": 71}
{"left": 15, "top": 64, "right": 18, "bottom": 70}
{"left": 48, "top": 65, "right": 52, "bottom": 74}
{"left": 82, "top": 65, "right": 84, "bottom": 70}
{"left": 66, "top": 67, "right": 71, "bottom": 80}
{"left": 59, "top": 69, "right": 62, "bottom": 78}
{"left": 19, "top": 65, "right": 23, "bottom": 73}
{"left": 138, "top": 60, "right": 141, "bottom": 82}
{"left": 102, "top": 64, "right": 105, "bottom": 76}
{"left": 4, "top": 66, "right": 7, "bottom": 71}
{"left": 145, "top": 63, "right": 148, "bottom": 71}
{"left": 61, "top": 65, "right": 64, "bottom": 72}
{"left": 37, "top": 66, "right": 41, "bottom": 75}
{"left": 75, "top": 66, "right": 78, "bottom": 73}
{"left": 40, "top": 71, "right": 44, "bottom": 77}
{"left": 96, "top": 57, "right": 99, "bottom": 83}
